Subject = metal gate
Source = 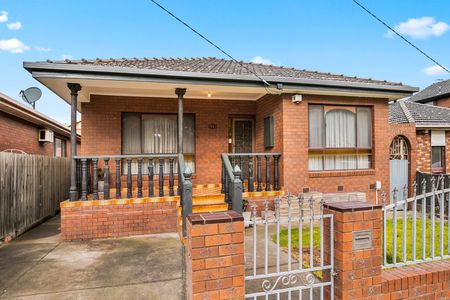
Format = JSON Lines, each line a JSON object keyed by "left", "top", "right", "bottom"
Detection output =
{"left": 390, "top": 136, "right": 409, "bottom": 204}
{"left": 245, "top": 194, "right": 334, "bottom": 299}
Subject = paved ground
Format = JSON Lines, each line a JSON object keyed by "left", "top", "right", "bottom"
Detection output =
{"left": 0, "top": 216, "right": 184, "bottom": 300}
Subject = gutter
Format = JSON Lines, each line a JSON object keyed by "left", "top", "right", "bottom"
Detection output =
{"left": 416, "top": 124, "right": 450, "bottom": 129}
{"left": 23, "top": 62, "right": 419, "bottom": 95}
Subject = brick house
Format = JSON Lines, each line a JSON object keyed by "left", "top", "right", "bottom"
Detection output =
{"left": 23, "top": 57, "right": 420, "bottom": 240}
{"left": 23, "top": 57, "right": 419, "bottom": 205}
{"left": 408, "top": 78, "right": 450, "bottom": 107}
{"left": 0, "top": 92, "right": 80, "bottom": 156}
{"left": 390, "top": 100, "right": 450, "bottom": 175}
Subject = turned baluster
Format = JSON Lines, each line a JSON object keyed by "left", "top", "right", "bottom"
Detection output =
{"left": 265, "top": 155, "right": 271, "bottom": 191}
{"left": 148, "top": 158, "right": 154, "bottom": 197}
{"left": 81, "top": 158, "right": 88, "bottom": 200}
{"left": 159, "top": 158, "right": 164, "bottom": 197}
{"left": 127, "top": 157, "right": 132, "bottom": 198}
{"left": 92, "top": 158, "right": 99, "bottom": 200}
{"left": 137, "top": 157, "right": 143, "bottom": 198}
{"left": 239, "top": 156, "right": 244, "bottom": 192}
{"left": 115, "top": 158, "right": 121, "bottom": 199}
{"left": 274, "top": 155, "right": 280, "bottom": 191}
{"left": 256, "top": 155, "right": 262, "bottom": 192}
{"left": 248, "top": 155, "right": 254, "bottom": 192}
{"left": 221, "top": 161, "right": 226, "bottom": 194}
{"left": 103, "top": 158, "right": 110, "bottom": 200}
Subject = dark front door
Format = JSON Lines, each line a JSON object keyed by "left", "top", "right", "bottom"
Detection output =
{"left": 233, "top": 119, "right": 254, "bottom": 153}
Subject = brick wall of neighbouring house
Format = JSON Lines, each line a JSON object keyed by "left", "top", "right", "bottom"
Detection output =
{"left": 416, "top": 130, "right": 431, "bottom": 173}
{"left": 434, "top": 96, "right": 450, "bottom": 108}
{"left": 0, "top": 111, "right": 77, "bottom": 157}
{"left": 60, "top": 197, "right": 178, "bottom": 241}
{"left": 81, "top": 95, "right": 256, "bottom": 186}
{"left": 281, "top": 94, "right": 391, "bottom": 202}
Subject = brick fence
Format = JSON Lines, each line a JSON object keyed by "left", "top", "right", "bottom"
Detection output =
{"left": 185, "top": 211, "right": 245, "bottom": 300}
{"left": 60, "top": 197, "right": 178, "bottom": 241}
{"left": 184, "top": 205, "right": 450, "bottom": 299}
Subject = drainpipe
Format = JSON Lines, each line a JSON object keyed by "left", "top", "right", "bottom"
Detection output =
{"left": 68, "top": 83, "right": 81, "bottom": 201}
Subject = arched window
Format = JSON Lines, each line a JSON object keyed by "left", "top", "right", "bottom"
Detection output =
{"left": 390, "top": 136, "right": 408, "bottom": 160}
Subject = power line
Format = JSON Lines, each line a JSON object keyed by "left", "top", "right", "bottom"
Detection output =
{"left": 352, "top": 0, "right": 450, "bottom": 74}
{"left": 149, "top": 0, "right": 273, "bottom": 88}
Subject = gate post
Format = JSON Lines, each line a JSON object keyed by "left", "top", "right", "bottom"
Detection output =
{"left": 323, "top": 201, "right": 382, "bottom": 300}
{"left": 185, "top": 211, "right": 245, "bottom": 300}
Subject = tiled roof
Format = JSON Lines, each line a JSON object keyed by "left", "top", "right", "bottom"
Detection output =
{"left": 389, "top": 100, "right": 450, "bottom": 126}
{"left": 39, "top": 57, "right": 406, "bottom": 87}
{"left": 408, "top": 79, "right": 450, "bottom": 103}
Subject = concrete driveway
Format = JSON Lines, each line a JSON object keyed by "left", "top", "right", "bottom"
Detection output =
{"left": 0, "top": 216, "right": 183, "bottom": 300}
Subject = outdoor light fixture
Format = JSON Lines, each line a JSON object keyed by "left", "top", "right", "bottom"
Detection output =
{"left": 207, "top": 92, "right": 212, "bottom": 98}
{"left": 292, "top": 94, "right": 303, "bottom": 104}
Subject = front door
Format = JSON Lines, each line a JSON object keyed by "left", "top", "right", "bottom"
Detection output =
{"left": 232, "top": 119, "right": 254, "bottom": 154}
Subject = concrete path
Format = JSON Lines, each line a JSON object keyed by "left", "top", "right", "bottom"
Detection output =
{"left": 0, "top": 216, "right": 183, "bottom": 300}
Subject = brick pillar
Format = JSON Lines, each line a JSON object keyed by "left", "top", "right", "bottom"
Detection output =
{"left": 324, "top": 201, "right": 382, "bottom": 300}
{"left": 185, "top": 211, "right": 245, "bottom": 300}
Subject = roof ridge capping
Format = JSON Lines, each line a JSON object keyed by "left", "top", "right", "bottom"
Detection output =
{"left": 398, "top": 99, "right": 415, "bottom": 123}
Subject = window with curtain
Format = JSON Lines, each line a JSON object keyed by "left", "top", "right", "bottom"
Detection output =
{"left": 54, "top": 137, "right": 66, "bottom": 157}
{"left": 122, "top": 113, "right": 195, "bottom": 174}
{"left": 308, "top": 105, "right": 372, "bottom": 171}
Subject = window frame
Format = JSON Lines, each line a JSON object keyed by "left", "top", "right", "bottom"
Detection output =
{"left": 53, "top": 137, "right": 66, "bottom": 157}
{"left": 121, "top": 112, "right": 196, "bottom": 156}
{"left": 431, "top": 145, "right": 445, "bottom": 174}
{"left": 308, "top": 104, "right": 373, "bottom": 171}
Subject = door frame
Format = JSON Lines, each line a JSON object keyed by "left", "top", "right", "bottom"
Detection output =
{"left": 230, "top": 117, "right": 255, "bottom": 153}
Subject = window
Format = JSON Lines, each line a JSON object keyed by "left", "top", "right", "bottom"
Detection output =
{"left": 54, "top": 137, "right": 66, "bottom": 157}
{"left": 431, "top": 146, "right": 445, "bottom": 173}
{"left": 308, "top": 105, "right": 372, "bottom": 171}
{"left": 121, "top": 113, "right": 195, "bottom": 174}
{"left": 431, "top": 130, "right": 446, "bottom": 173}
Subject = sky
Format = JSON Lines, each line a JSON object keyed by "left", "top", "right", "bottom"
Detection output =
{"left": 0, "top": 0, "right": 449, "bottom": 124}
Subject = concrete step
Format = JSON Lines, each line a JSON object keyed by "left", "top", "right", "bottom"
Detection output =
{"left": 192, "top": 194, "right": 225, "bottom": 205}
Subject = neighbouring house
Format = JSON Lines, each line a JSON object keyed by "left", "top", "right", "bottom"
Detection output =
{"left": 390, "top": 100, "right": 450, "bottom": 176}
{"left": 0, "top": 92, "right": 80, "bottom": 156}
{"left": 23, "top": 57, "right": 418, "bottom": 240}
{"left": 408, "top": 78, "right": 450, "bottom": 107}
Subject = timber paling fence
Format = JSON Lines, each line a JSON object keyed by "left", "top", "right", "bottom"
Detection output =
{"left": 0, "top": 152, "right": 71, "bottom": 239}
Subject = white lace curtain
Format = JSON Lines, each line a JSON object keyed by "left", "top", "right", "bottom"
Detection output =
{"left": 122, "top": 113, "right": 195, "bottom": 174}
{"left": 308, "top": 106, "right": 371, "bottom": 171}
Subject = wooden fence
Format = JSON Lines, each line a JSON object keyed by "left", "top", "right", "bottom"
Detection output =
{"left": 0, "top": 152, "right": 71, "bottom": 239}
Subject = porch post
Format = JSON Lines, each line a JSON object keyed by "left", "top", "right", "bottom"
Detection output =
{"left": 175, "top": 88, "right": 186, "bottom": 154}
{"left": 68, "top": 83, "right": 81, "bottom": 201}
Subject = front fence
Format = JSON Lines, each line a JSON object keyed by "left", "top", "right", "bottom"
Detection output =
{"left": 382, "top": 174, "right": 450, "bottom": 268}
{"left": 245, "top": 194, "right": 334, "bottom": 299}
{"left": 0, "top": 152, "right": 71, "bottom": 239}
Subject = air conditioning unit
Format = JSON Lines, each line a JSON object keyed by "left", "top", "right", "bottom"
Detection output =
{"left": 38, "top": 129, "right": 54, "bottom": 143}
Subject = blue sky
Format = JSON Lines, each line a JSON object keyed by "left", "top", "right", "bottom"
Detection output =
{"left": 0, "top": 0, "right": 449, "bottom": 124}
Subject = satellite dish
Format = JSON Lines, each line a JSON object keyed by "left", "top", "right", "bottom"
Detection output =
{"left": 20, "top": 87, "right": 42, "bottom": 109}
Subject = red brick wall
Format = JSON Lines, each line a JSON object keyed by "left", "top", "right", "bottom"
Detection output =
{"left": 281, "top": 94, "right": 390, "bottom": 202}
{"left": 435, "top": 96, "right": 450, "bottom": 108}
{"left": 60, "top": 197, "right": 178, "bottom": 241}
{"left": 81, "top": 95, "right": 256, "bottom": 185}
{"left": 185, "top": 211, "right": 245, "bottom": 300}
{"left": 416, "top": 130, "right": 431, "bottom": 173}
{"left": 0, "top": 111, "right": 77, "bottom": 157}
{"left": 381, "top": 260, "right": 450, "bottom": 299}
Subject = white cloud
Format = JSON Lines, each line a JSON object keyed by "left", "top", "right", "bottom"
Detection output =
{"left": 7, "top": 21, "right": 22, "bottom": 30}
{"left": 0, "top": 11, "right": 8, "bottom": 23}
{"left": 251, "top": 56, "right": 272, "bottom": 65}
{"left": 61, "top": 54, "right": 74, "bottom": 60}
{"left": 36, "top": 46, "right": 51, "bottom": 52}
{"left": 422, "top": 65, "right": 448, "bottom": 76}
{"left": 386, "top": 17, "right": 449, "bottom": 39}
{"left": 0, "top": 38, "right": 29, "bottom": 53}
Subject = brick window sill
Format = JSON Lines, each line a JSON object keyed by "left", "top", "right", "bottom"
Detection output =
{"left": 308, "top": 169, "right": 375, "bottom": 178}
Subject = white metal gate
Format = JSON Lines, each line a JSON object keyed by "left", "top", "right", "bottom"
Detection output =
{"left": 390, "top": 136, "right": 409, "bottom": 204}
{"left": 245, "top": 194, "right": 334, "bottom": 299}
